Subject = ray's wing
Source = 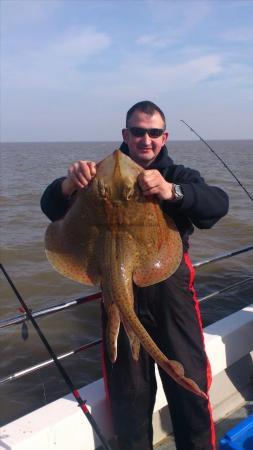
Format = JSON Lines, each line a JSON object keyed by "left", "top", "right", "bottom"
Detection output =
{"left": 132, "top": 203, "right": 183, "bottom": 287}
{"left": 45, "top": 189, "right": 103, "bottom": 286}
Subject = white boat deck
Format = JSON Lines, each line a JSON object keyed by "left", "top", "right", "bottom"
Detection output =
{"left": 1, "top": 304, "right": 253, "bottom": 450}
{"left": 155, "top": 401, "right": 253, "bottom": 449}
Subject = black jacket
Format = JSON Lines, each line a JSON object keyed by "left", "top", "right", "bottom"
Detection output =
{"left": 41, "top": 144, "right": 229, "bottom": 250}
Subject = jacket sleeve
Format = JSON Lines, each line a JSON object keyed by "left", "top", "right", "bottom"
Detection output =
{"left": 165, "top": 165, "right": 229, "bottom": 229}
{"left": 40, "top": 177, "right": 74, "bottom": 222}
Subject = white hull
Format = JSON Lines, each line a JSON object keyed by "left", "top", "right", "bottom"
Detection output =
{"left": 1, "top": 304, "right": 253, "bottom": 450}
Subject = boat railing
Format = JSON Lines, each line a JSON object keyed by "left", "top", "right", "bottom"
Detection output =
{"left": 1, "top": 244, "right": 252, "bottom": 385}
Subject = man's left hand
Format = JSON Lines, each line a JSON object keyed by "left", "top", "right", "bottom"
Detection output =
{"left": 138, "top": 170, "right": 174, "bottom": 201}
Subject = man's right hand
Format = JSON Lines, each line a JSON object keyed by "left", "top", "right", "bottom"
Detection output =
{"left": 61, "top": 161, "right": 97, "bottom": 197}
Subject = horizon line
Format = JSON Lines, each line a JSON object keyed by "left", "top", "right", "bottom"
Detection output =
{"left": 1, "top": 138, "right": 253, "bottom": 145}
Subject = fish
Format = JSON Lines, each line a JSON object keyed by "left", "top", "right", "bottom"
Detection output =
{"left": 45, "top": 149, "right": 207, "bottom": 400}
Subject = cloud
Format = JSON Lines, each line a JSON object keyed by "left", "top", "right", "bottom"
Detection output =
{"left": 144, "top": 0, "right": 211, "bottom": 31}
{"left": 153, "top": 55, "right": 223, "bottom": 84}
{"left": 116, "top": 54, "right": 223, "bottom": 93}
{"left": 49, "top": 27, "right": 111, "bottom": 62}
{"left": 136, "top": 34, "right": 175, "bottom": 48}
{"left": 2, "top": 0, "right": 253, "bottom": 141}
{"left": 180, "top": 1, "right": 211, "bottom": 27}
{"left": 136, "top": 1, "right": 211, "bottom": 49}
{"left": 221, "top": 27, "right": 253, "bottom": 43}
{"left": 2, "top": 27, "right": 111, "bottom": 91}
{"left": 1, "top": 0, "right": 60, "bottom": 30}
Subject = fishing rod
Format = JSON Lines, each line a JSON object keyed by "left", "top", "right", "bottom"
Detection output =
{"left": 0, "top": 338, "right": 102, "bottom": 385}
{"left": 1, "top": 245, "right": 252, "bottom": 330}
{"left": 0, "top": 291, "right": 101, "bottom": 329}
{"left": 193, "top": 245, "right": 253, "bottom": 268}
{"left": 2, "top": 274, "right": 253, "bottom": 385}
{"left": 180, "top": 119, "right": 253, "bottom": 202}
{"left": 0, "top": 263, "right": 112, "bottom": 450}
{"left": 199, "top": 276, "right": 253, "bottom": 303}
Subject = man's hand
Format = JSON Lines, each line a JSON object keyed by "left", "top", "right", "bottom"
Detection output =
{"left": 61, "top": 161, "right": 96, "bottom": 197}
{"left": 138, "top": 170, "right": 174, "bottom": 201}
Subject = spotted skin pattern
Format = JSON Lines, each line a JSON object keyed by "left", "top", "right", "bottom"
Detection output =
{"left": 45, "top": 150, "right": 207, "bottom": 399}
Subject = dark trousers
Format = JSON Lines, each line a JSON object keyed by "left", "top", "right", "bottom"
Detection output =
{"left": 101, "top": 254, "right": 216, "bottom": 450}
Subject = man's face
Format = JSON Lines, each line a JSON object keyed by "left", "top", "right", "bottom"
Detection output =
{"left": 122, "top": 110, "right": 168, "bottom": 168}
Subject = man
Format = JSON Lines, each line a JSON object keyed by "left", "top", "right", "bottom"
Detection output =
{"left": 41, "top": 101, "right": 229, "bottom": 450}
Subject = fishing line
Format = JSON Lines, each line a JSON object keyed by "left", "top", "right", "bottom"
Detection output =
{"left": 180, "top": 120, "right": 253, "bottom": 202}
{"left": 0, "top": 263, "right": 112, "bottom": 450}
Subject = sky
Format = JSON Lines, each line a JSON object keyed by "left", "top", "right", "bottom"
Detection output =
{"left": 1, "top": 0, "right": 253, "bottom": 142}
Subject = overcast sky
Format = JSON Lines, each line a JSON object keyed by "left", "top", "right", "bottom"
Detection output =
{"left": 1, "top": 0, "right": 253, "bottom": 142}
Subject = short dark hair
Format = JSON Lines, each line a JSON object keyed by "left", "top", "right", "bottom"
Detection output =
{"left": 126, "top": 100, "right": 166, "bottom": 128}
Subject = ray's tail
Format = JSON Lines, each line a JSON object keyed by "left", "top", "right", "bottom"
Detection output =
{"left": 103, "top": 236, "right": 207, "bottom": 400}
{"left": 116, "top": 289, "right": 207, "bottom": 400}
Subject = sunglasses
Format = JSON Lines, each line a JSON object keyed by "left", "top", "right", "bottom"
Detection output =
{"left": 128, "top": 127, "right": 165, "bottom": 138}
